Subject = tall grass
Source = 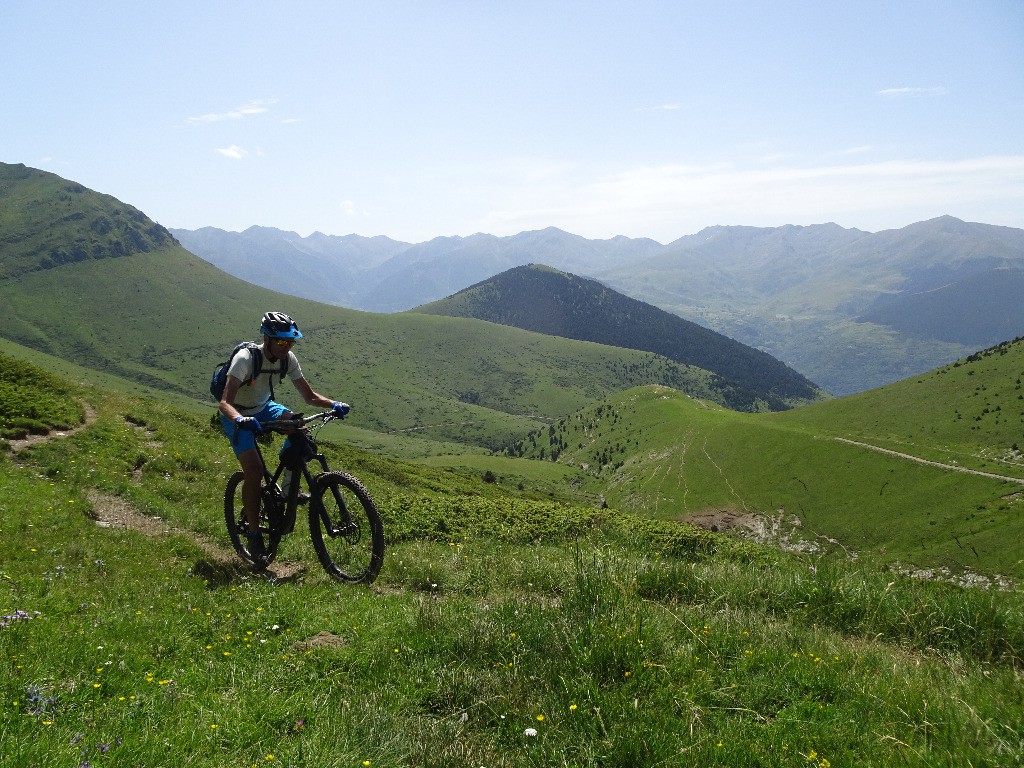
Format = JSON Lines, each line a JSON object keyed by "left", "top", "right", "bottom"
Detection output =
{"left": 4, "top": 482, "right": 1023, "bottom": 765}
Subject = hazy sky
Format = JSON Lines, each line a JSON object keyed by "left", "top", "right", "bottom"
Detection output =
{"left": 4, "top": 1, "right": 1023, "bottom": 243}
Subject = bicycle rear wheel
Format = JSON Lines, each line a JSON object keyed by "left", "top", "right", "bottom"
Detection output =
{"left": 224, "top": 471, "right": 282, "bottom": 566}
{"left": 309, "top": 471, "right": 384, "bottom": 584}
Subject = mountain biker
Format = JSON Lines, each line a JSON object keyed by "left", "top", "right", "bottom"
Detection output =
{"left": 218, "top": 311, "right": 350, "bottom": 563}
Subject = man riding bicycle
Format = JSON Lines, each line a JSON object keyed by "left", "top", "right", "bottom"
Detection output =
{"left": 218, "top": 311, "right": 350, "bottom": 561}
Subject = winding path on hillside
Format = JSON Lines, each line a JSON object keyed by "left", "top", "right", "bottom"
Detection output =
{"left": 7, "top": 402, "right": 99, "bottom": 451}
{"left": 835, "top": 438, "right": 1024, "bottom": 486}
{"left": 7, "top": 402, "right": 304, "bottom": 582}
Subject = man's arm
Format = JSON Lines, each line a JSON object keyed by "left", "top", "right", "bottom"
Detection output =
{"left": 219, "top": 376, "right": 245, "bottom": 421}
{"left": 293, "top": 377, "right": 339, "bottom": 410}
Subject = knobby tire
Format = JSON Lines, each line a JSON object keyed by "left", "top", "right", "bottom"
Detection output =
{"left": 309, "top": 471, "right": 384, "bottom": 584}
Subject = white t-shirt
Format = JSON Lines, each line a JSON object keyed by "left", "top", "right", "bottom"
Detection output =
{"left": 226, "top": 345, "right": 303, "bottom": 415}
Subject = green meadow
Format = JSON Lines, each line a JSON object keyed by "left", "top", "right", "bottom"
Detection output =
{"left": 3, "top": 349, "right": 1024, "bottom": 766}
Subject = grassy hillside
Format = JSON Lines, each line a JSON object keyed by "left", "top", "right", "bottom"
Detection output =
{"left": 0, "top": 351, "right": 85, "bottom": 441}
{"left": 0, "top": 163, "right": 175, "bottom": 280}
{"left": 2, "top": 245, "right": 729, "bottom": 448}
{"left": 774, "top": 337, "right": 1024, "bottom": 472}
{"left": 414, "top": 264, "right": 826, "bottom": 411}
{"left": 507, "top": 339, "right": 1024, "bottom": 579}
{"left": 1, "top": 164, "right": 764, "bottom": 450}
{"left": 2, "top": 357, "right": 1023, "bottom": 765}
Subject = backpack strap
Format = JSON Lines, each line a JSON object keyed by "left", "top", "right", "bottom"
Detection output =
{"left": 248, "top": 343, "right": 264, "bottom": 381}
{"left": 248, "top": 343, "right": 274, "bottom": 404}
{"left": 244, "top": 342, "right": 289, "bottom": 406}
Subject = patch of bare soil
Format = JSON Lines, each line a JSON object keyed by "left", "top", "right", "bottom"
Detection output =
{"left": 685, "top": 509, "right": 758, "bottom": 534}
{"left": 684, "top": 508, "right": 834, "bottom": 555}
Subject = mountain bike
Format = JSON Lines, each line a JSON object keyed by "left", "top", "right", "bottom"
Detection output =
{"left": 223, "top": 411, "right": 384, "bottom": 584}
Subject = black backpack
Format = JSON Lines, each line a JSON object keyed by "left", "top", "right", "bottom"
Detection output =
{"left": 209, "top": 342, "right": 288, "bottom": 402}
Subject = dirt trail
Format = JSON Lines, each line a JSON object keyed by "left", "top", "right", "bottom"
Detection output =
{"left": 835, "top": 438, "right": 1024, "bottom": 485}
{"left": 7, "top": 402, "right": 99, "bottom": 452}
{"left": 86, "top": 489, "right": 224, "bottom": 558}
{"left": 83, "top": 488, "right": 306, "bottom": 583}
{"left": 7, "top": 402, "right": 304, "bottom": 582}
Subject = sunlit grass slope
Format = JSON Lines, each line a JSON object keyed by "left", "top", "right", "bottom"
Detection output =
{"left": 0, "top": 163, "right": 175, "bottom": 280}
{"left": 771, "top": 337, "right": 1024, "bottom": 475}
{"left": 0, "top": 351, "right": 85, "bottom": 442}
{"left": 510, "top": 340, "right": 1024, "bottom": 578}
{"left": 3, "top": 245, "right": 730, "bottom": 450}
{"left": 4, "top": 350, "right": 1024, "bottom": 766}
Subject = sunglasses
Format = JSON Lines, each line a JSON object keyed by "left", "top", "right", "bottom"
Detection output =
{"left": 272, "top": 338, "right": 297, "bottom": 347}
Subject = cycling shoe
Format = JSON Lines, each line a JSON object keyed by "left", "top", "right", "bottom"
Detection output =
{"left": 245, "top": 531, "right": 268, "bottom": 568}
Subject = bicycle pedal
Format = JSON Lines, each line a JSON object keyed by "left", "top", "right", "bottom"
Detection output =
{"left": 296, "top": 491, "right": 310, "bottom": 505}
{"left": 245, "top": 532, "right": 268, "bottom": 561}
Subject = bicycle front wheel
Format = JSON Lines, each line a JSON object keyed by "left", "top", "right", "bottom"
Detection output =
{"left": 309, "top": 471, "right": 384, "bottom": 584}
{"left": 224, "top": 471, "right": 281, "bottom": 566}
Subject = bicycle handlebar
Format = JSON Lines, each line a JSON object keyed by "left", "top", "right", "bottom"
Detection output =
{"left": 259, "top": 410, "right": 341, "bottom": 433}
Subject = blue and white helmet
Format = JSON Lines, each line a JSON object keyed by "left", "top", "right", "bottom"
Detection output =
{"left": 259, "top": 311, "right": 303, "bottom": 339}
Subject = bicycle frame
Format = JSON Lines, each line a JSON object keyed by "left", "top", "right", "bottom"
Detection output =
{"left": 255, "top": 413, "right": 337, "bottom": 536}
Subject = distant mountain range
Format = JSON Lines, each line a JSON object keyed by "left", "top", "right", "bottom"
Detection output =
{"left": 170, "top": 225, "right": 662, "bottom": 312}
{"left": 171, "top": 217, "right": 1024, "bottom": 396}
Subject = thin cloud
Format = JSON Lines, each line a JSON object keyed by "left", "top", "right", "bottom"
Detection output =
{"left": 340, "top": 199, "right": 369, "bottom": 218}
{"left": 635, "top": 103, "right": 682, "bottom": 112}
{"left": 757, "top": 152, "right": 794, "bottom": 164}
{"left": 215, "top": 145, "right": 247, "bottom": 160}
{"left": 877, "top": 87, "right": 949, "bottom": 98}
{"left": 189, "top": 99, "right": 277, "bottom": 123}
{"left": 836, "top": 145, "right": 874, "bottom": 156}
{"left": 477, "top": 155, "right": 1024, "bottom": 241}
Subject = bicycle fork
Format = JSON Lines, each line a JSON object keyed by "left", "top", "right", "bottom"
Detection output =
{"left": 309, "top": 454, "right": 359, "bottom": 540}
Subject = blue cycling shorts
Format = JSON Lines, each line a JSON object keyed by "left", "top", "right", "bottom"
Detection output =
{"left": 220, "top": 401, "right": 291, "bottom": 456}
